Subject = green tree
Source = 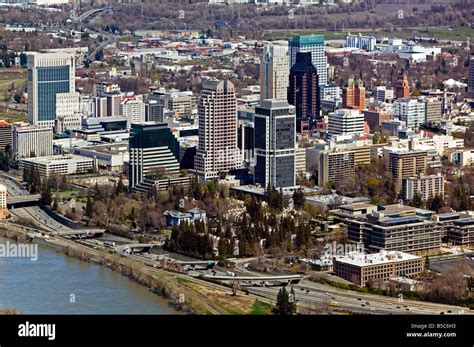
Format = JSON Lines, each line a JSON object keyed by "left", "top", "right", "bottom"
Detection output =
{"left": 40, "top": 181, "right": 52, "bottom": 205}
{"left": 411, "top": 192, "right": 423, "bottom": 208}
{"left": 115, "top": 176, "right": 126, "bottom": 194}
{"left": 272, "top": 287, "right": 296, "bottom": 315}
{"left": 85, "top": 196, "right": 94, "bottom": 218}
{"left": 292, "top": 188, "right": 305, "bottom": 209}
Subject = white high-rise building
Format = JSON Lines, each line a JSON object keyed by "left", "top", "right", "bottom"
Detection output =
{"left": 195, "top": 80, "right": 239, "bottom": 181}
{"left": 375, "top": 86, "right": 394, "bottom": 102}
{"left": 393, "top": 98, "right": 426, "bottom": 130}
{"left": 260, "top": 42, "right": 289, "bottom": 101}
{"left": 27, "top": 52, "right": 76, "bottom": 128}
{"left": 327, "top": 109, "right": 365, "bottom": 137}
{"left": 120, "top": 96, "right": 146, "bottom": 129}
{"left": 13, "top": 125, "right": 53, "bottom": 159}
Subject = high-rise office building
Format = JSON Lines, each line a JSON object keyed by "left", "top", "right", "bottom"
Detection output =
{"left": 342, "top": 78, "right": 366, "bottom": 110}
{"left": 128, "top": 122, "right": 180, "bottom": 189}
{"left": 12, "top": 125, "right": 53, "bottom": 159}
{"left": 254, "top": 99, "right": 296, "bottom": 189}
{"left": 469, "top": 57, "right": 474, "bottom": 98}
{"left": 374, "top": 86, "right": 394, "bottom": 103}
{"left": 288, "top": 52, "right": 320, "bottom": 134}
{"left": 395, "top": 73, "right": 410, "bottom": 99}
{"left": 394, "top": 98, "right": 426, "bottom": 130}
{"left": 260, "top": 43, "right": 289, "bottom": 101}
{"left": 327, "top": 109, "right": 365, "bottom": 137}
{"left": 27, "top": 52, "right": 76, "bottom": 128}
{"left": 237, "top": 119, "right": 254, "bottom": 165}
{"left": 0, "top": 121, "right": 12, "bottom": 151}
{"left": 194, "top": 80, "right": 239, "bottom": 181}
{"left": 422, "top": 96, "right": 443, "bottom": 125}
{"left": 146, "top": 99, "right": 164, "bottom": 123}
{"left": 288, "top": 35, "right": 327, "bottom": 86}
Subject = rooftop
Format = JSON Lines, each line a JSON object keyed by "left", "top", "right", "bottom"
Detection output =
{"left": 335, "top": 250, "right": 421, "bottom": 267}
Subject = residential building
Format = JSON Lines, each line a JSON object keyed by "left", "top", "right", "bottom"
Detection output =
{"left": 393, "top": 98, "right": 426, "bottom": 130}
{"left": 27, "top": 52, "right": 76, "bottom": 128}
{"left": 421, "top": 96, "right": 443, "bottom": 125}
{"left": 333, "top": 250, "right": 424, "bottom": 286}
{"left": 327, "top": 109, "right": 365, "bottom": 137}
{"left": 0, "top": 121, "right": 12, "bottom": 151}
{"left": 260, "top": 42, "right": 289, "bottom": 101}
{"left": 318, "top": 149, "right": 355, "bottom": 187}
{"left": 254, "top": 99, "right": 296, "bottom": 188}
{"left": 20, "top": 154, "right": 94, "bottom": 177}
{"left": 194, "top": 80, "right": 239, "bottom": 181}
{"left": 402, "top": 173, "right": 445, "bottom": 201}
{"left": 12, "top": 125, "right": 53, "bottom": 159}
{"left": 288, "top": 34, "right": 327, "bottom": 86}
{"left": 288, "top": 52, "right": 320, "bottom": 133}
{"left": 342, "top": 78, "right": 366, "bottom": 110}
{"left": 128, "top": 122, "right": 180, "bottom": 189}
{"left": 386, "top": 148, "right": 427, "bottom": 191}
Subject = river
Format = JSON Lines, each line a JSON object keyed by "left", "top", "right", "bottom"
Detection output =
{"left": 0, "top": 236, "right": 179, "bottom": 314}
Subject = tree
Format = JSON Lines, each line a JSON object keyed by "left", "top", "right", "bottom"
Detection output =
{"left": 272, "top": 287, "right": 296, "bottom": 315}
{"left": 40, "top": 181, "right": 52, "bottom": 205}
{"left": 85, "top": 196, "right": 94, "bottom": 218}
{"left": 53, "top": 194, "right": 59, "bottom": 211}
{"left": 292, "top": 188, "right": 305, "bottom": 209}
{"left": 115, "top": 176, "right": 126, "bottom": 194}
{"left": 411, "top": 192, "right": 423, "bottom": 208}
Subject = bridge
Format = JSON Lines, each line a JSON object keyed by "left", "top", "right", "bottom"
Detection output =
{"left": 7, "top": 194, "right": 41, "bottom": 208}
{"left": 54, "top": 229, "right": 105, "bottom": 238}
{"left": 115, "top": 243, "right": 156, "bottom": 255}
{"left": 202, "top": 274, "right": 304, "bottom": 285}
{"left": 74, "top": 7, "right": 111, "bottom": 23}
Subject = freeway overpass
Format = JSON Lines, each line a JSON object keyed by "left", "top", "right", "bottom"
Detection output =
{"left": 75, "top": 7, "right": 112, "bottom": 23}
{"left": 54, "top": 229, "right": 105, "bottom": 238}
{"left": 115, "top": 243, "right": 156, "bottom": 255}
{"left": 7, "top": 194, "right": 41, "bottom": 208}
{"left": 202, "top": 274, "right": 304, "bottom": 285}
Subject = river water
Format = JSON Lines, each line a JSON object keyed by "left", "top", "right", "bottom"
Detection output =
{"left": 0, "top": 237, "right": 179, "bottom": 314}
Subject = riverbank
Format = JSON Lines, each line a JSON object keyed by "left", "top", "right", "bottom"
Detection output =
{"left": 0, "top": 222, "right": 272, "bottom": 315}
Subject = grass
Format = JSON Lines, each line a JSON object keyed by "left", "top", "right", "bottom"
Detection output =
{"left": 0, "top": 68, "right": 26, "bottom": 102}
{"left": 248, "top": 300, "right": 273, "bottom": 315}
{"left": 263, "top": 25, "right": 474, "bottom": 41}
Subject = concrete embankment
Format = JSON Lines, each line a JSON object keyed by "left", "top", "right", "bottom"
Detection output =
{"left": 0, "top": 223, "right": 218, "bottom": 314}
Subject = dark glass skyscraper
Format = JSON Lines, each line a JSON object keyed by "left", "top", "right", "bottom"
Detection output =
{"left": 254, "top": 99, "right": 296, "bottom": 189}
{"left": 128, "top": 122, "right": 180, "bottom": 189}
{"left": 288, "top": 52, "right": 320, "bottom": 134}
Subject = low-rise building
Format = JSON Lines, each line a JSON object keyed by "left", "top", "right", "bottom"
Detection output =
{"left": 333, "top": 250, "right": 424, "bottom": 286}
{"left": 20, "top": 154, "right": 94, "bottom": 177}
{"left": 163, "top": 208, "right": 207, "bottom": 228}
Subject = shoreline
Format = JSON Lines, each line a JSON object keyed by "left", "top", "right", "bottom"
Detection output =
{"left": 0, "top": 222, "right": 209, "bottom": 315}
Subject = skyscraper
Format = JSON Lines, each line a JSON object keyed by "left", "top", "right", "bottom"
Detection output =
{"left": 395, "top": 73, "right": 410, "bottom": 99}
{"left": 342, "top": 78, "right": 366, "bottom": 110}
{"left": 260, "top": 42, "right": 289, "bottom": 101}
{"left": 288, "top": 52, "right": 320, "bottom": 134}
{"left": 327, "top": 109, "right": 365, "bottom": 137}
{"left": 469, "top": 57, "right": 474, "bottom": 98}
{"left": 12, "top": 125, "right": 53, "bottom": 159}
{"left": 27, "top": 52, "right": 76, "bottom": 128}
{"left": 254, "top": 99, "right": 296, "bottom": 189}
{"left": 393, "top": 98, "right": 426, "bottom": 130}
{"left": 194, "top": 80, "right": 239, "bottom": 181}
{"left": 288, "top": 34, "right": 327, "bottom": 86}
{"left": 128, "top": 122, "right": 180, "bottom": 189}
